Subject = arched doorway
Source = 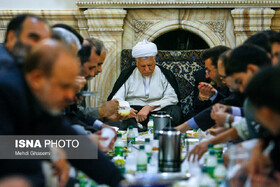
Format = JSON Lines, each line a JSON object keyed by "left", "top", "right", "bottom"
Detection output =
{"left": 153, "top": 29, "right": 210, "bottom": 50}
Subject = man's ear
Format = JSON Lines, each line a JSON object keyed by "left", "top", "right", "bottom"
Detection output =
{"left": 267, "top": 52, "right": 272, "bottom": 59}
{"left": 5, "top": 31, "right": 17, "bottom": 50}
{"left": 258, "top": 106, "right": 280, "bottom": 123}
{"left": 25, "top": 70, "right": 45, "bottom": 91}
{"left": 247, "top": 64, "right": 259, "bottom": 74}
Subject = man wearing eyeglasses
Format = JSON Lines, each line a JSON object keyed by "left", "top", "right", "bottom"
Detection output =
{"left": 269, "top": 32, "right": 280, "bottom": 66}
{"left": 176, "top": 47, "right": 245, "bottom": 133}
{"left": 192, "top": 46, "right": 231, "bottom": 117}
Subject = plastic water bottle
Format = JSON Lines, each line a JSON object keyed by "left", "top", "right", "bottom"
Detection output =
{"left": 148, "top": 151, "right": 158, "bottom": 173}
{"left": 199, "top": 167, "right": 216, "bottom": 187}
{"left": 181, "top": 158, "right": 189, "bottom": 174}
{"left": 214, "top": 158, "right": 227, "bottom": 186}
{"left": 112, "top": 155, "right": 126, "bottom": 174}
{"left": 137, "top": 145, "right": 147, "bottom": 172}
{"left": 145, "top": 138, "right": 152, "bottom": 163}
{"left": 214, "top": 144, "right": 224, "bottom": 158}
{"left": 125, "top": 153, "right": 136, "bottom": 174}
{"left": 204, "top": 144, "right": 214, "bottom": 165}
{"left": 114, "top": 133, "right": 124, "bottom": 156}
{"left": 127, "top": 125, "right": 135, "bottom": 148}
{"left": 206, "top": 150, "right": 217, "bottom": 178}
{"left": 147, "top": 116, "right": 154, "bottom": 134}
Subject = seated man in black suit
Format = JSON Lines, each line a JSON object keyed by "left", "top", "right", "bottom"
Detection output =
{"left": 62, "top": 36, "right": 119, "bottom": 133}
{"left": 0, "top": 39, "right": 123, "bottom": 187}
{"left": 190, "top": 46, "right": 231, "bottom": 117}
{"left": 187, "top": 44, "right": 271, "bottom": 161}
{"left": 176, "top": 46, "right": 241, "bottom": 133}
{"left": 0, "top": 14, "right": 50, "bottom": 70}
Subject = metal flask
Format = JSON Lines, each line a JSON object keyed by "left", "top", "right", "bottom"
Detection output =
{"left": 152, "top": 111, "right": 172, "bottom": 139}
{"left": 158, "top": 127, "right": 186, "bottom": 172}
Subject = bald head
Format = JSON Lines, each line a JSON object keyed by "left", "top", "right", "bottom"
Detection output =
{"left": 24, "top": 39, "right": 80, "bottom": 115}
{"left": 24, "top": 39, "right": 77, "bottom": 76}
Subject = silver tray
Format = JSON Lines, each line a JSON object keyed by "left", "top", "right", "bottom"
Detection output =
{"left": 121, "top": 172, "right": 190, "bottom": 186}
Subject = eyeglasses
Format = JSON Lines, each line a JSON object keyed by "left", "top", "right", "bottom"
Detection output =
{"left": 273, "top": 52, "right": 279, "bottom": 58}
{"left": 220, "top": 75, "right": 226, "bottom": 81}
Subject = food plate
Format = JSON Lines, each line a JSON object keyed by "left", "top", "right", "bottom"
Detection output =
{"left": 80, "top": 91, "right": 97, "bottom": 97}
{"left": 185, "top": 130, "right": 199, "bottom": 139}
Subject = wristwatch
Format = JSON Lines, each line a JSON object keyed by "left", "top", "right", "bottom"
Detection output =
{"left": 224, "top": 114, "right": 231, "bottom": 129}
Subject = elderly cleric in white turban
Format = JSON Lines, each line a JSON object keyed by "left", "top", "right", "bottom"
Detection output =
{"left": 132, "top": 39, "right": 158, "bottom": 59}
{"left": 109, "top": 39, "right": 181, "bottom": 127}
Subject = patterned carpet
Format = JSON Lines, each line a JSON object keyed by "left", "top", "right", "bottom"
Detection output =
{"left": 121, "top": 49, "right": 205, "bottom": 121}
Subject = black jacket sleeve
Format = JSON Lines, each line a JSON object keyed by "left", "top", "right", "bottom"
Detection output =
{"left": 193, "top": 92, "right": 245, "bottom": 131}
{"left": 69, "top": 151, "right": 124, "bottom": 187}
{"left": 64, "top": 104, "right": 98, "bottom": 128}
{"left": 53, "top": 119, "right": 124, "bottom": 187}
{"left": 190, "top": 69, "right": 210, "bottom": 117}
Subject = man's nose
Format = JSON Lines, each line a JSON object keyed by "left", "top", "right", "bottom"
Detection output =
{"left": 239, "top": 85, "right": 244, "bottom": 93}
{"left": 273, "top": 57, "right": 278, "bottom": 65}
{"left": 89, "top": 70, "right": 95, "bottom": 77}
{"left": 98, "top": 66, "right": 102, "bottom": 73}
{"left": 144, "top": 66, "right": 149, "bottom": 72}
{"left": 205, "top": 73, "right": 210, "bottom": 79}
{"left": 29, "top": 40, "right": 40, "bottom": 48}
{"left": 65, "top": 89, "right": 75, "bottom": 101}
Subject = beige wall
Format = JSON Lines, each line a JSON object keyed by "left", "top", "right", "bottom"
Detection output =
{"left": 122, "top": 8, "right": 235, "bottom": 49}
{"left": 0, "top": 0, "right": 77, "bottom": 10}
{"left": 0, "top": 7, "right": 278, "bottom": 107}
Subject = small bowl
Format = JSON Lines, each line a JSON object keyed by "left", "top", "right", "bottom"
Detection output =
{"left": 118, "top": 107, "right": 131, "bottom": 116}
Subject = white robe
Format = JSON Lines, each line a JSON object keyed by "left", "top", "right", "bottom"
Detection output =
{"left": 112, "top": 66, "right": 178, "bottom": 110}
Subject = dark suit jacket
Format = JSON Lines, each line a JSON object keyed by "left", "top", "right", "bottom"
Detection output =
{"left": 0, "top": 44, "right": 16, "bottom": 71}
{"left": 64, "top": 103, "right": 98, "bottom": 129}
{"left": 64, "top": 81, "right": 100, "bottom": 131}
{"left": 0, "top": 68, "right": 123, "bottom": 186}
{"left": 193, "top": 92, "right": 245, "bottom": 131}
{"left": 191, "top": 69, "right": 230, "bottom": 118}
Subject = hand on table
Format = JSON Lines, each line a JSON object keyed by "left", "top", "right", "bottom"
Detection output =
{"left": 249, "top": 140, "right": 265, "bottom": 176}
{"left": 188, "top": 141, "right": 209, "bottom": 162}
{"left": 175, "top": 121, "right": 191, "bottom": 133}
{"left": 212, "top": 103, "right": 232, "bottom": 113}
{"left": 136, "top": 105, "right": 152, "bottom": 122}
{"left": 89, "top": 131, "right": 113, "bottom": 151}
{"left": 52, "top": 159, "right": 69, "bottom": 187}
{"left": 101, "top": 124, "right": 117, "bottom": 147}
{"left": 211, "top": 108, "right": 229, "bottom": 127}
{"left": 207, "top": 126, "right": 227, "bottom": 136}
{"left": 51, "top": 149, "right": 69, "bottom": 187}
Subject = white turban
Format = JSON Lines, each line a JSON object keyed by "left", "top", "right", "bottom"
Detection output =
{"left": 132, "top": 39, "right": 158, "bottom": 59}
